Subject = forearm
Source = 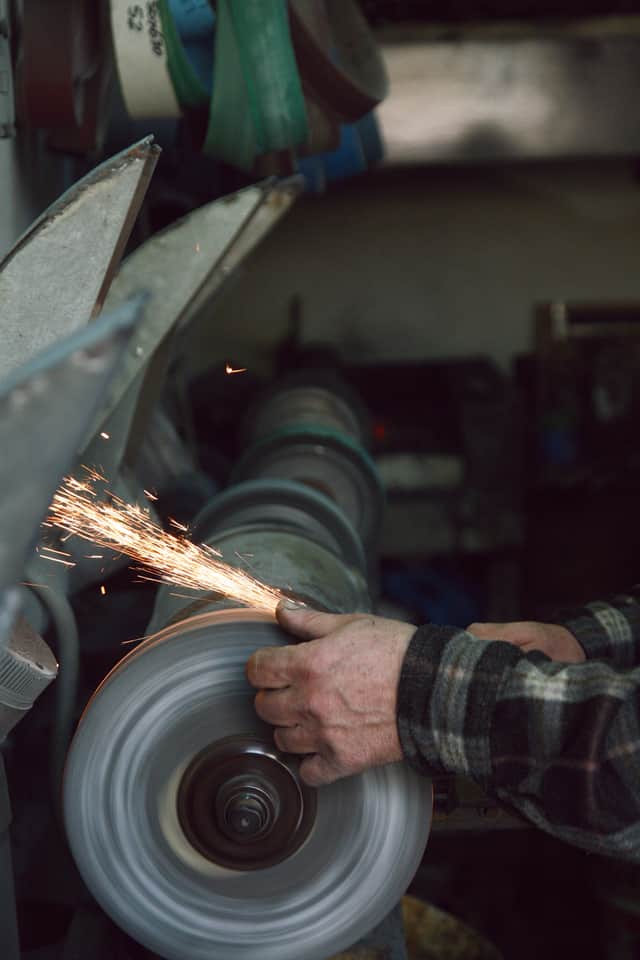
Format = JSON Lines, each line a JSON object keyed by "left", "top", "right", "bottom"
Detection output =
{"left": 556, "top": 586, "right": 640, "bottom": 667}
{"left": 398, "top": 625, "right": 640, "bottom": 861}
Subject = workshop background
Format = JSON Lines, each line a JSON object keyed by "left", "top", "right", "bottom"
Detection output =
{"left": 2, "top": 1, "right": 640, "bottom": 959}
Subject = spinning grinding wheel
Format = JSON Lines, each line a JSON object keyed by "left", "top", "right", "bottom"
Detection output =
{"left": 64, "top": 609, "right": 431, "bottom": 960}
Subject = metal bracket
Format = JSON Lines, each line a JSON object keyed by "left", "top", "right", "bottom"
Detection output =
{"left": 0, "top": 0, "right": 15, "bottom": 138}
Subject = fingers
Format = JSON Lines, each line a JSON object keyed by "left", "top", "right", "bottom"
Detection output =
{"left": 276, "top": 600, "right": 361, "bottom": 641}
{"left": 246, "top": 645, "right": 296, "bottom": 689}
{"left": 273, "top": 724, "right": 317, "bottom": 755}
{"left": 299, "top": 753, "right": 341, "bottom": 787}
{"left": 254, "top": 688, "right": 301, "bottom": 726}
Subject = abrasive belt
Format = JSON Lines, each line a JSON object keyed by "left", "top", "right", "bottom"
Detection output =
{"left": 204, "top": 0, "right": 309, "bottom": 169}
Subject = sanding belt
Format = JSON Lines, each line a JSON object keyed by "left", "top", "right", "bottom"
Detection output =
{"left": 110, "top": 0, "right": 388, "bottom": 171}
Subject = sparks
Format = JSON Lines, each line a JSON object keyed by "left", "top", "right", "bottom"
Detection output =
{"left": 100, "top": 585, "right": 107, "bottom": 596}
{"left": 225, "top": 363, "right": 247, "bottom": 375}
{"left": 100, "top": 432, "right": 110, "bottom": 440}
{"left": 144, "top": 489, "right": 158, "bottom": 502}
{"left": 46, "top": 473, "right": 285, "bottom": 615}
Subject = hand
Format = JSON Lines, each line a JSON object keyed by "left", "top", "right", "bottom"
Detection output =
{"left": 245, "top": 602, "right": 416, "bottom": 787}
{"left": 466, "top": 620, "right": 586, "bottom": 663}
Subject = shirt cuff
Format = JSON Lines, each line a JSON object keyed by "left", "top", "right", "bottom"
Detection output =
{"left": 397, "top": 624, "right": 522, "bottom": 782}
{"left": 557, "top": 596, "right": 640, "bottom": 666}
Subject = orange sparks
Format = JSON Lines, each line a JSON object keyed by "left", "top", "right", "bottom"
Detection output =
{"left": 225, "top": 363, "right": 247, "bottom": 375}
{"left": 100, "top": 585, "right": 107, "bottom": 596}
{"left": 45, "top": 472, "right": 285, "bottom": 615}
{"left": 169, "top": 517, "right": 189, "bottom": 533}
{"left": 100, "top": 432, "right": 110, "bottom": 440}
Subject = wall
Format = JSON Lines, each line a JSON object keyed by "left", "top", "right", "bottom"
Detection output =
{"left": 184, "top": 159, "right": 640, "bottom": 376}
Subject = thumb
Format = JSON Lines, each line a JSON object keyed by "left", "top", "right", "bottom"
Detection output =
{"left": 276, "top": 600, "right": 360, "bottom": 641}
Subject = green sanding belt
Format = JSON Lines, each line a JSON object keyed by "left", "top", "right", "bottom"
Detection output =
{"left": 159, "top": 0, "right": 309, "bottom": 170}
{"left": 205, "top": 0, "right": 309, "bottom": 168}
{"left": 158, "top": 0, "right": 211, "bottom": 109}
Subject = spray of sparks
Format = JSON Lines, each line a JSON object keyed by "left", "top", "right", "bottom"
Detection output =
{"left": 45, "top": 469, "right": 285, "bottom": 615}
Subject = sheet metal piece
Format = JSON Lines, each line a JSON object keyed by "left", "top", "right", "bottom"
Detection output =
{"left": 0, "top": 137, "right": 159, "bottom": 381}
{"left": 64, "top": 610, "right": 431, "bottom": 960}
{"left": 80, "top": 178, "right": 300, "bottom": 472}
{"left": 0, "top": 298, "right": 143, "bottom": 592}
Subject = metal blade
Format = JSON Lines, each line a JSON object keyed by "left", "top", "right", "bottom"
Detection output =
{"left": 0, "top": 137, "right": 159, "bottom": 381}
{"left": 80, "top": 177, "right": 301, "bottom": 476}
{"left": 0, "top": 297, "right": 144, "bottom": 591}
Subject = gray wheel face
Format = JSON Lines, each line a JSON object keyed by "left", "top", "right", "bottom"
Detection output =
{"left": 192, "top": 479, "right": 366, "bottom": 575}
{"left": 233, "top": 438, "right": 384, "bottom": 547}
{"left": 64, "top": 610, "right": 432, "bottom": 960}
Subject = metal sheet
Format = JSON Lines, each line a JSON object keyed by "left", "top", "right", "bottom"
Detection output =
{"left": 98, "top": 180, "right": 300, "bottom": 411}
{"left": 379, "top": 32, "right": 640, "bottom": 164}
{"left": 0, "top": 137, "right": 158, "bottom": 380}
{"left": 0, "top": 298, "right": 143, "bottom": 591}
{"left": 82, "top": 179, "right": 300, "bottom": 461}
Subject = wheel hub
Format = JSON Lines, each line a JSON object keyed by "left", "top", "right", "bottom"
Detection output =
{"left": 177, "top": 736, "right": 316, "bottom": 870}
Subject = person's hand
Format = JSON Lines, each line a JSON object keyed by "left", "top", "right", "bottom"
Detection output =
{"left": 466, "top": 620, "right": 586, "bottom": 663}
{"left": 245, "top": 601, "right": 416, "bottom": 787}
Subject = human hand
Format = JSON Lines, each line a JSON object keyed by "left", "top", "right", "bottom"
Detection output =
{"left": 466, "top": 620, "right": 586, "bottom": 663}
{"left": 245, "top": 602, "right": 416, "bottom": 787}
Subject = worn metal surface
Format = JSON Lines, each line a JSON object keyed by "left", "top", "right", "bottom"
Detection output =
{"left": 0, "top": 298, "right": 143, "bottom": 591}
{"left": 379, "top": 30, "right": 640, "bottom": 164}
{"left": 0, "top": 0, "right": 14, "bottom": 138}
{"left": 77, "top": 178, "right": 301, "bottom": 497}
{"left": 0, "top": 137, "right": 158, "bottom": 380}
{"left": 177, "top": 177, "right": 301, "bottom": 335}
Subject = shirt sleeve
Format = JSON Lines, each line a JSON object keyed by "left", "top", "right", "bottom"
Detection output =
{"left": 555, "top": 586, "right": 640, "bottom": 666}
{"left": 397, "top": 624, "right": 640, "bottom": 861}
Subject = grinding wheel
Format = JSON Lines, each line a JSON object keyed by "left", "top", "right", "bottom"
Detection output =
{"left": 64, "top": 609, "right": 432, "bottom": 960}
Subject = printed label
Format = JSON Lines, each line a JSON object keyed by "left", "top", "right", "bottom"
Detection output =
{"left": 111, "top": 0, "right": 181, "bottom": 118}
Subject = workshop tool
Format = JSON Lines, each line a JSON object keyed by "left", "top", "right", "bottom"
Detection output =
{"left": 64, "top": 380, "right": 432, "bottom": 960}
{"left": 109, "top": 0, "right": 387, "bottom": 174}
{"left": 0, "top": 297, "right": 144, "bottom": 960}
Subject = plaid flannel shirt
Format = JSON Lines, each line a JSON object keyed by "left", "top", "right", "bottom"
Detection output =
{"left": 397, "top": 586, "right": 640, "bottom": 860}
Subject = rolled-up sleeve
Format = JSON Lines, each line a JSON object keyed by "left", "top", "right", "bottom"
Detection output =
{"left": 557, "top": 587, "right": 640, "bottom": 667}
{"left": 397, "top": 624, "right": 640, "bottom": 861}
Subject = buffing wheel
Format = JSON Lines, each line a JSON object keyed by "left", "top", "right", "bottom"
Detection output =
{"left": 64, "top": 609, "right": 431, "bottom": 960}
